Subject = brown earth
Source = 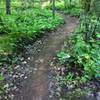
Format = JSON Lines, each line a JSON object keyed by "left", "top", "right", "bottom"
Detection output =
{"left": 14, "top": 15, "right": 79, "bottom": 100}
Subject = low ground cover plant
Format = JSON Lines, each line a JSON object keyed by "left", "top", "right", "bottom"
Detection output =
{"left": 0, "top": 8, "right": 63, "bottom": 54}
{"left": 57, "top": 15, "right": 100, "bottom": 85}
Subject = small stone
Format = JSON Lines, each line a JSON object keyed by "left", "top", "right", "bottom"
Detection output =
{"left": 13, "top": 75, "right": 18, "bottom": 78}
{"left": 9, "top": 83, "right": 13, "bottom": 87}
{"left": 4, "top": 84, "right": 9, "bottom": 88}
{"left": 58, "top": 67, "right": 61, "bottom": 71}
{"left": 20, "top": 74, "right": 24, "bottom": 78}
{"left": 50, "top": 62, "right": 54, "bottom": 67}
{"left": 56, "top": 91, "right": 60, "bottom": 96}
{"left": 14, "top": 65, "right": 20, "bottom": 69}
{"left": 24, "top": 76, "right": 27, "bottom": 79}
{"left": 35, "top": 60, "right": 39, "bottom": 63}
{"left": 13, "top": 86, "right": 17, "bottom": 90}
{"left": 22, "top": 61, "right": 27, "bottom": 64}
{"left": 49, "top": 95, "right": 52, "bottom": 98}
{"left": 34, "top": 68, "right": 38, "bottom": 71}
{"left": 38, "top": 49, "right": 41, "bottom": 52}
{"left": 39, "top": 59, "right": 44, "bottom": 63}
{"left": 20, "top": 57, "right": 24, "bottom": 61}
{"left": 53, "top": 57, "right": 56, "bottom": 60}
{"left": 57, "top": 87, "right": 61, "bottom": 92}
{"left": 9, "top": 94, "right": 14, "bottom": 99}
{"left": 4, "top": 96, "right": 7, "bottom": 99}
{"left": 28, "top": 57, "right": 31, "bottom": 60}
{"left": 68, "top": 85, "right": 74, "bottom": 90}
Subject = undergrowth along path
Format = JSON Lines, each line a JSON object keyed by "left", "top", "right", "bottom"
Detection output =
{"left": 14, "top": 15, "right": 79, "bottom": 100}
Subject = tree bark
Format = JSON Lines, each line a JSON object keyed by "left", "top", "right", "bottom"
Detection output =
{"left": 52, "top": 0, "right": 56, "bottom": 17}
{"left": 6, "top": 0, "right": 11, "bottom": 14}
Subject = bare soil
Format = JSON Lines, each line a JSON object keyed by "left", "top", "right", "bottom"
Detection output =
{"left": 14, "top": 15, "right": 79, "bottom": 100}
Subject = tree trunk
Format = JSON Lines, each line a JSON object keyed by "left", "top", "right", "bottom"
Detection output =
{"left": 6, "top": 0, "right": 11, "bottom": 14}
{"left": 52, "top": 0, "right": 56, "bottom": 17}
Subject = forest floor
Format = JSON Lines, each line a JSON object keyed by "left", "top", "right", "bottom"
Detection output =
{"left": 13, "top": 15, "right": 79, "bottom": 100}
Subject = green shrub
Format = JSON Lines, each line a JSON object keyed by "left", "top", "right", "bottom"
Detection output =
{"left": 45, "top": 0, "right": 82, "bottom": 17}
{"left": 73, "top": 35, "right": 100, "bottom": 79}
{"left": 0, "top": 8, "right": 64, "bottom": 53}
{"left": 65, "top": 7, "right": 83, "bottom": 17}
{"left": 57, "top": 30, "right": 100, "bottom": 84}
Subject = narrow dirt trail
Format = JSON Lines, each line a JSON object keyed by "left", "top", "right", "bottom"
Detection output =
{"left": 14, "top": 15, "right": 79, "bottom": 100}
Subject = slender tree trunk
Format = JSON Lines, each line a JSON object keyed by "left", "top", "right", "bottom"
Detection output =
{"left": 52, "top": 0, "right": 56, "bottom": 17}
{"left": 6, "top": 0, "right": 11, "bottom": 14}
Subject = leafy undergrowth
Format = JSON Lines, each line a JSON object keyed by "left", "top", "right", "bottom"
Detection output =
{"left": 0, "top": 8, "right": 64, "bottom": 54}
{"left": 57, "top": 36, "right": 100, "bottom": 84}
{"left": 0, "top": 8, "right": 64, "bottom": 99}
{"left": 45, "top": 0, "right": 83, "bottom": 17}
{"left": 64, "top": 7, "right": 83, "bottom": 17}
{"left": 56, "top": 15, "right": 100, "bottom": 97}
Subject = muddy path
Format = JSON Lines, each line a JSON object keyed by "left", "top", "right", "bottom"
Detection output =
{"left": 14, "top": 15, "right": 79, "bottom": 100}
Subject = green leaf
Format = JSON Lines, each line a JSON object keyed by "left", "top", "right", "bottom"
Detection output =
{"left": 0, "top": 75, "right": 4, "bottom": 81}
{"left": 57, "top": 51, "right": 70, "bottom": 59}
{"left": 96, "top": 33, "right": 100, "bottom": 38}
{"left": 95, "top": 73, "right": 100, "bottom": 78}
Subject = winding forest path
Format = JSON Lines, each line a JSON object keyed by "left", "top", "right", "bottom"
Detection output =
{"left": 14, "top": 15, "right": 79, "bottom": 100}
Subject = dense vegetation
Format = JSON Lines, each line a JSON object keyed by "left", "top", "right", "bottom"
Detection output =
{"left": 0, "top": 0, "right": 100, "bottom": 99}
{"left": 0, "top": 9, "right": 63, "bottom": 53}
{"left": 46, "top": 0, "right": 83, "bottom": 16}
{"left": 0, "top": 0, "right": 64, "bottom": 98}
{"left": 57, "top": 0, "right": 100, "bottom": 92}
